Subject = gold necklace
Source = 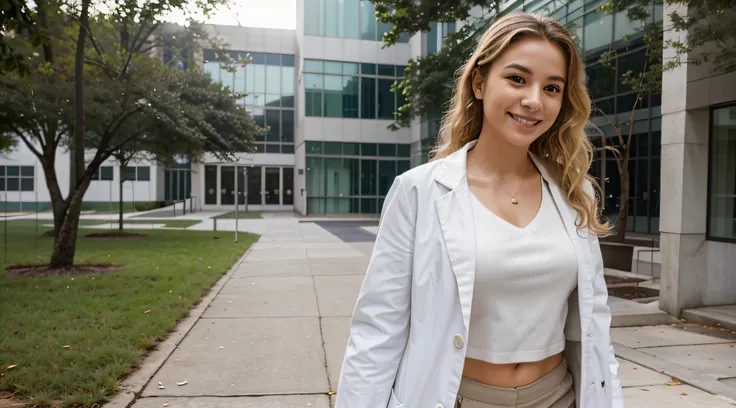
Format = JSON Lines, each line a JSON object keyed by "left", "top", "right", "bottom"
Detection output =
{"left": 474, "top": 156, "right": 530, "bottom": 205}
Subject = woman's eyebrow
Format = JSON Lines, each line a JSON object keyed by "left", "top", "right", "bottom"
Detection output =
{"left": 503, "top": 62, "right": 566, "bottom": 84}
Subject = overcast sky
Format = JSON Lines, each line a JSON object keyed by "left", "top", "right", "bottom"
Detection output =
{"left": 162, "top": 0, "right": 297, "bottom": 29}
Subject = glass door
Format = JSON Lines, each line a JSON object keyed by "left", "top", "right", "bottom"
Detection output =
{"left": 264, "top": 167, "right": 280, "bottom": 205}
{"left": 247, "top": 166, "right": 262, "bottom": 205}
{"left": 220, "top": 166, "right": 235, "bottom": 205}
{"left": 283, "top": 168, "right": 294, "bottom": 205}
{"left": 237, "top": 166, "right": 246, "bottom": 204}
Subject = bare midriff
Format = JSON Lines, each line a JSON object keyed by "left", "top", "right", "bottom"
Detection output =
{"left": 462, "top": 352, "right": 563, "bottom": 388}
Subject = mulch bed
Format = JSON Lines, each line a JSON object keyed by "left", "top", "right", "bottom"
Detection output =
{"left": 604, "top": 275, "right": 648, "bottom": 285}
{"left": 5, "top": 263, "right": 124, "bottom": 277}
{"left": 85, "top": 231, "right": 148, "bottom": 239}
{"left": 608, "top": 286, "right": 659, "bottom": 300}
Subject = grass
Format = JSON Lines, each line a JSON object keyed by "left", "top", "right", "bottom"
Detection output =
{"left": 212, "top": 211, "right": 262, "bottom": 219}
{"left": 0, "top": 220, "right": 258, "bottom": 407}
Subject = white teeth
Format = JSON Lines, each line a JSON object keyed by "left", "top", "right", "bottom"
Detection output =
{"left": 511, "top": 114, "right": 538, "bottom": 126}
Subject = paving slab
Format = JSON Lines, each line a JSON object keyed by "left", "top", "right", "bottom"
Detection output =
{"left": 622, "top": 384, "right": 736, "bottom": 407}
{"left": 321, "top": 317, "right": 351, "bottom": 390}
{"left": 309, "top": 259, "right": 369, "bottom": 276}
{"left": 638, "top": 343, "right": 736, "bottom": 379}
{"left": 314, "top": 275, "right": 364, "bottom": 317}
{"left": 253, "top": 242, "right": 351, "bottom": 250}
{"left": 349, "top": 242, "right": 375, "bottom": 257}
{"left": 617, "top": 359, "right": 673, "bottom": 387}
{"left": 246, "top": 248, "right": 308, "bottom": 261}
{"left": 612, "top": 325, "right": 736, "bottom": 348}
{"left": 142, "top": 317, "right": 328, "bottom": 396}
{"left": 306, "top": 247, "right": 366, "bottom": 258}
{"left": 132, "top": 395, "right": 330, "bottom": 408}
{"left": 204, "top": 277, "right": 318, "bottom": 318}
{"left": 234, "top": 259, "right": 312, "bottom": 278}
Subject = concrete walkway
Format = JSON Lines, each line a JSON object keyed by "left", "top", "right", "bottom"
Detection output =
{"left": 108, "top": 217, "right": 736, "bottom": 408}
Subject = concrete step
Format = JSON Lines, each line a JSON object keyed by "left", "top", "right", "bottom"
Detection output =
{"left": 609, "top": 297, "right": 678, "bottom": 327}
{"left": 682, "top": 305, "right": 736, "bottom": 331}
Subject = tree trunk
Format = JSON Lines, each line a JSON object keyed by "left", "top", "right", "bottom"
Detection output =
{"left": 49, "top": 181, "right": 89, "bottom": 268}
{"left": 119, "top": 164, "right": 125, "bottom": 230}
{"left": 73, "top": 0, "right": 90, "bottom": 192}
{"left": 616, "top": 164, "right": 630, "bottom": 242}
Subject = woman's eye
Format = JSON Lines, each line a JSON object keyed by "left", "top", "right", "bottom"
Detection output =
{"left": 545, "top": 85, "right": 561, "bottom": 93}
{"left": 508, "top": 75, "right": 525, "bottom": 84}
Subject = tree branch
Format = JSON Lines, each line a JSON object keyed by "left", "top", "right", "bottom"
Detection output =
{"left": 11, "top": 126, "right": 44, "bottom": 159}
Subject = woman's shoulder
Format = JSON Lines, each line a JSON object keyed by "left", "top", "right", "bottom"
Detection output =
{"left": 396, "top": 158, "right": 445, "bottom": 191}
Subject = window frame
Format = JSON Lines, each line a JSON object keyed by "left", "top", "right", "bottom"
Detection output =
{"left": 706, "top": 102, "right": 736, "bottom": 243}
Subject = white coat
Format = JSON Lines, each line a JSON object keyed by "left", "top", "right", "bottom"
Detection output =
{"left": 335, "top": 140, "right": 624, "bottom": 408}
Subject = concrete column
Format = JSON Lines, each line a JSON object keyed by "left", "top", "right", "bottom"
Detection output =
{"left": 658, "top": 3, "right": 710, "bottom": 317}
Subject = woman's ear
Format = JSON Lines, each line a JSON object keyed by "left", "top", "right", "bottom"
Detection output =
{"left": 471, "top": 68, "right": 484, "bottom": 100}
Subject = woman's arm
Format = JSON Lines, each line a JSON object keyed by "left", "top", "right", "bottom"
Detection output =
{"left": 584, "top": 180, "right": 624, "bottom": 408}
{"left": 335, "top": 177, "right": 415, "bottom": 408}
{"left": 589, "top": 231, "right": 624, "bottom": 408}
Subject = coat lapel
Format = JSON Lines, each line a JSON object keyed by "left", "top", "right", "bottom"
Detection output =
{"left": 530, "top": 154, "right": 594, "bottom": 335}
{"left": 435, "top": 141, "right": 477, "bottom": 331}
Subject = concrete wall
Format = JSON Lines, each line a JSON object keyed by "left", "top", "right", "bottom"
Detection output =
{"left": 659, "top": 3, "right": 736, "bottom": 316}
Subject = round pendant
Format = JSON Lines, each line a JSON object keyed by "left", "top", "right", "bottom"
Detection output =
{"left": 511, "top": 197, "right": 519, "bottom": 204}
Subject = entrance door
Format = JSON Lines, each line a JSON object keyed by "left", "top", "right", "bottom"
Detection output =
{"left": 220, "top": 166, "right": 235, "bottom": 205}
{"left": 264, "top": 167, "right": 280, "bottom": 205}
{"left": 247, "top": 166, "right": 262, "bottom": 205}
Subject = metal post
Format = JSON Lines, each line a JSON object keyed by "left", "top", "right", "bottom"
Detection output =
{"left": 234, "top": 164, "right": 239, "bottom": 243}
{"left": 4, "top": 192, "right": 7, "bottom": 264}
{"left": 244, "top": 167, "right": 249, "bottom": 214}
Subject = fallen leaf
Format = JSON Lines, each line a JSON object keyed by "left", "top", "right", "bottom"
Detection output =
{"left": 665, "top": 381, "right": 681, "bottom": 386}
{"left": 62, "top": 345, "right": 71, "bottom": 349}
{"left": 327, "top": 391, "right": 336, "bottom": 395}
{"left": 7, "top": 364, "right": 18, "bottom": 369}
{"left": 177, "top": 381, "right": 187, "bottom": 386}
{"left": 632, "top": 367, "right": 638, "bottom": 370}
{"left": 144, "top": 310, "right": 151, "bottom": 314}
{"left": 680, "top": 393, "right": 688, "bottom": 396}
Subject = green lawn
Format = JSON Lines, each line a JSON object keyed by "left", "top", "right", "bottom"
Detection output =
{"left": 0, "top": 220, "right": 257, "bottom": 407}
{"left": 212, "top": 211, "right": 262, "bottom": 219}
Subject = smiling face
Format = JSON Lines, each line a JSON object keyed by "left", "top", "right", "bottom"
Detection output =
{"left": 472, "top": 37, "right": 568, "bottom": 149}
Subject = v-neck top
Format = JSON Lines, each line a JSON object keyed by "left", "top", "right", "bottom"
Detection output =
{"left": 466, "top": 180, "right": 578, "bottom": 364}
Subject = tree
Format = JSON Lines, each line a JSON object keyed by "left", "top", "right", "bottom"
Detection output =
{"left": 103, "top": 65, "right": 260, "bottom": 230}
{"left": 0, "top": 0, "right": 257, "bottom": 268}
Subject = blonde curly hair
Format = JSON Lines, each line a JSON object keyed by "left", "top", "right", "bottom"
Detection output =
{"left": 431, "top": 12, "right": 611, "bottom": 236}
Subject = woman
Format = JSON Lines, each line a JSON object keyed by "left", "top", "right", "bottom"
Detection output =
{"left": 335, "top": 12, "right": 624, "bottom": 408}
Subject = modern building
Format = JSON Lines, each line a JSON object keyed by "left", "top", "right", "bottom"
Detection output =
{"left": 0, "top": 1, "right": 732, "bottom": 310}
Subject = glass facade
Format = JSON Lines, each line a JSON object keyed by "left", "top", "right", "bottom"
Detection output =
{"left": 708, "top": 105, "right": 736, "bottom": 242}
{"left": 203, "top": 50, "right": 296, "bottom": 154}
{"left": 304, "top": 60, "right": 406, "bottom": 120}
{"left": 304, "top": 0, "right": 410, "bottom": 42}
{"left": 305, "top": 141, "right": 410, "bottom": 213}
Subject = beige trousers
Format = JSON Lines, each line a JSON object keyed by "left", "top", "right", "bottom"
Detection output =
{"left": 455, "top": 358, "right": 575, "bottom": 408}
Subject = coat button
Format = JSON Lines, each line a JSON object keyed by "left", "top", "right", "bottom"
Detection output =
{"left": 454, "top": 334, "right": 464, "bottom": 349}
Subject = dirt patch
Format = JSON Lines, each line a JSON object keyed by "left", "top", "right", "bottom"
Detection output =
{"left": 608, "top": 286, "right": 659, "bottom": 300}
{"left": 85, "top": 231, "right": 148, "bottom": 239}
{"left": 0, "top": 399, "right": 25, "bottom": 408}
{"left": 5, "top": 263, "right": 124, "bottom": 277}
